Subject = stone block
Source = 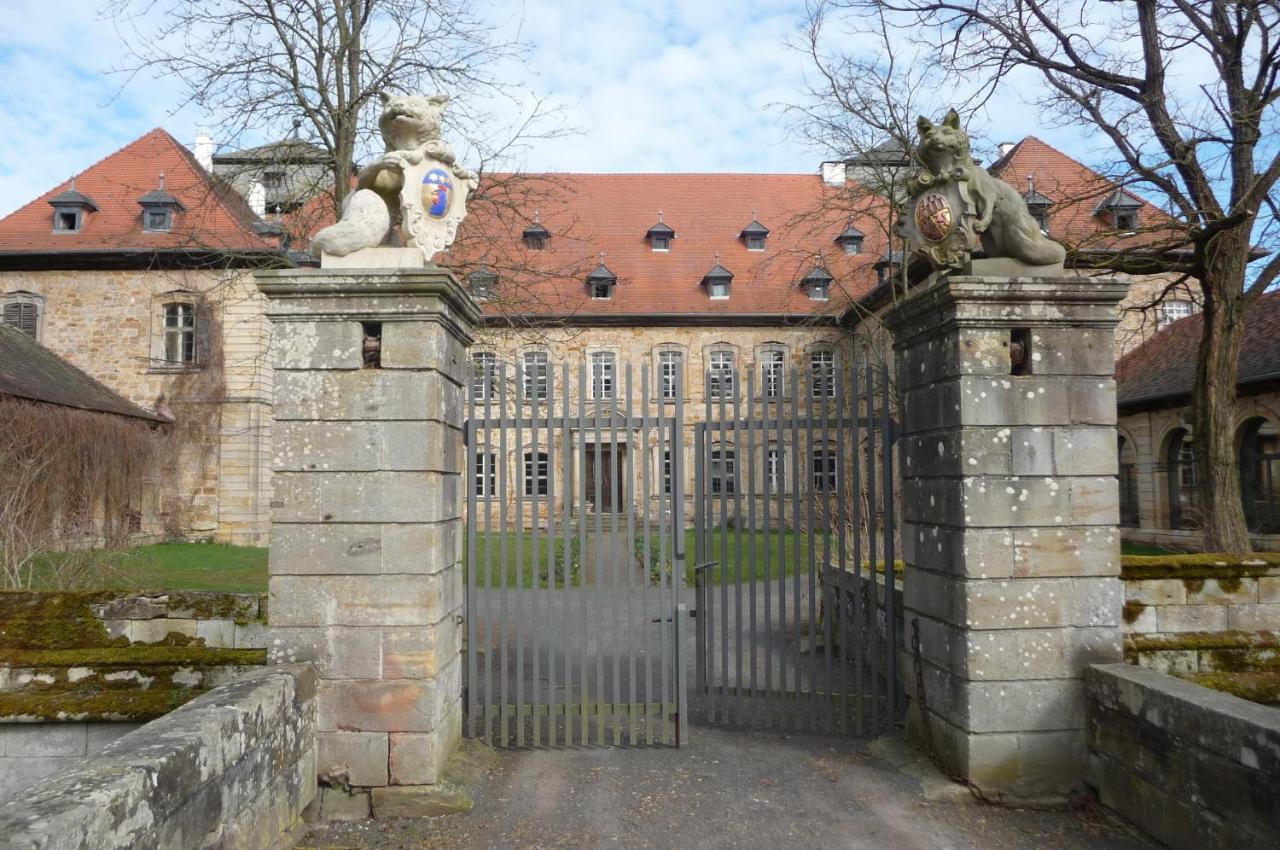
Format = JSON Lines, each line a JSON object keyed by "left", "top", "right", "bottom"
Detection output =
{"left": 316, "top": 674, "right": 453, "bottom": 734}
{"left": 268, "top": 574, "right": 456, "bottom": 628}
{"left": 1226, "top": 603, "right": 1280, "bottom": 631}
{"left": 1010, "top": 427, "right": 1054, "bottom": 476}
{"left": 1135, "top": 649, "right": 1199, "bottom": 675}
{"left": 273, "top": 369, "right": 461, "bottom": 423}
{"left": 234, "top": 622, "right": 270, "bottom": 648}
{"left": 1067, "top": 477, "right": 1118, "bottom": 526}
{"left": 271, "top": 471, "right": 458, "bottom": 524}
{"left": 317, "top": 731, "right": 389, "bottom": 787}
{"left": 1187, "top": 578, "right": 1258, "bottom": 606}
{"left": 1052, "top": 427, "right": 1117, "bottom": 476}
{"left": 898, "top": 428, "right": 1012, "bottom": 478}
{"left": 1126, "top": 579, "right": 1188, "bottom": 606}
{"left": 196, "top": 618, "right": 236, "bottom": 647}
{"left": 383, "top": 622, "right": 460, "bottom": 680}
{"left": 304, "top": 787, "right": 371, "bottom": 821}
{"left": 1, "top": 724, "right": 87, "bottom": 757}
{"left": 1011, "top": 525, "right": 1120, "bottom": 578}
{"left": 84, "top": 724, "right": 139, "bottom": 755}
{"left": 1023, "top": 328, "right": 1115, "bottom": 377}
{"left": 1067, "top": 379, "right": 1117, "bottom": 425}
{"left": 1157, "top": 604, "right": 1229, "bottom": 633}
{"left": 964, "top": 678, "right": 1085, "bottom": 734}
{"left": 270, "top": 522, "right": 459, "bottom": 576}
{"left": 370, "top": 783, "right": 472, "bottom": 818}
{"left": 128, "top": 617, "right": 198, "bottom": 644}
{"left": 272, "top": 320, "right": 363, "bottom": 369}
{"left": 1126, "top": 603, "right": 1159, "bottom": 633}
{"left": 90, "top": 595, "right": 169, "bottom": 620}
{"left": 267, "top": 626, "right": 384, "bottom": 678}
{"left": 272, "top": 420, "right": 459, "bottom": 474}
{"left": 389, "top": 732, "right": 446, "bottom": 785}
{"left": 381, "top": 322, "right": 468, "bottom": 377}
{"left": 1259, "top": 576, "right": 1280, "bottom": 603}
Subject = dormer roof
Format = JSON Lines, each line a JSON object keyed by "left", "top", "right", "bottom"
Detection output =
{"left": 740, "top": 219, "right": 769, "bottom": 238}
{"left": 835, "top": 225, "right": 864, "bottom": 242}
{"left": 48, "top": 186, "right": 98, "bottom": 211}
{"left": 586, "top": 262, "right": 617, "bottom": 284}
{"left": 703, "top": 263, "right": 734, "bottom": 282}
{"left": 1095, "top": 188, "right": 1143, "bottom": 213}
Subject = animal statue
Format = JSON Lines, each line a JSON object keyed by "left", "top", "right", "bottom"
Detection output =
{"left": 909, "top": 110, "right": 1065, "bottom": 267}
{"left": 311, "top": 92, "right": 478, "bottom": 258}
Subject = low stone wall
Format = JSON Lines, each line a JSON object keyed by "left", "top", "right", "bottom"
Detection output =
{"left": 1122, "top": 556, "right": 1280, "bottom": 635}
{"left": 0, "top": 664, "right": 316, "bottom": 850}
{"left": 1086, "top": 663, "right": 1280, "bottom": 850}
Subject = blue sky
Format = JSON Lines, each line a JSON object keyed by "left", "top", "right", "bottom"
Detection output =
{"left": 0, "top": 0, "right": 1110, "bottom": 218}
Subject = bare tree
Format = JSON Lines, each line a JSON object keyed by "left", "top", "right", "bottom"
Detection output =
{"left": 811, "top": 0, "right": 1280, "bottom": 552}
{"left": 103, "top": 0, "right": 562, "bottom": 212}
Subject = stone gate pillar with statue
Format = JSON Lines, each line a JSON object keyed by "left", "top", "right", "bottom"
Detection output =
{"left": 885, "top": 109, "right": 1128, "bottom": 802}
{"left": 256, "top": 93, "right": 479, "bottom": 819}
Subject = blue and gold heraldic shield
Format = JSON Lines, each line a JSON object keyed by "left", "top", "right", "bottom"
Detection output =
{"left": 423, "top": 168, "right": 453, "bottom": 218}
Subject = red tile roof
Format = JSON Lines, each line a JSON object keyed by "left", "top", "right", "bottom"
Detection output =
{"left": 1117, "top": 292, "right": 1280, "bottom": 408}
{"left": 988, "top": 136, "right": 1180, "bottom": 253}
{"left": 438, "top": 172, "right": 894, "bottom": 320}
{"left": 0, "top": 129, "right": 275, "bottom": 257}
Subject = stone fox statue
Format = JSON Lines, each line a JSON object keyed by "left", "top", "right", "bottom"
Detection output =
{"left": 911, "top": 110, "right": 1066, "bottom": 266}
{"left": 311, "top": 92, "right": 477, "bottom": 257}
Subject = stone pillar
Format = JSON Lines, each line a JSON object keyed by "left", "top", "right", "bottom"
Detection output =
{"left": 255, "top": 267, "right": 477, "bottom": 818}
{"left": 885, "top": 272, "right": 1129, "bottom": 802}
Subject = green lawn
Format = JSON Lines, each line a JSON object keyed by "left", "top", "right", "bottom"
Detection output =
{"left": 29, "top": 543, "right": 268, "bottom": 594}
{"left": 1120, "top": 542, "right": 1186, "bottom": 557}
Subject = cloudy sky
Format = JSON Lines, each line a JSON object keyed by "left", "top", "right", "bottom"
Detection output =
{"left": 0, "top": 0, "right": 1115, "bottom": 218}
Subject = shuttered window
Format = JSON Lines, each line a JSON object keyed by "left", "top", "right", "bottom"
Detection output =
{"left": 2, "top": 300, "right": 39, "bottom": 338}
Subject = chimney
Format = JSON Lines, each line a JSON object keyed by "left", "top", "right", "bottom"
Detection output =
{"left": 997, "top": 141, "right": 1016, "bottom": 158}
{"left": 194, "top": 130, "right": 215, "bottom": 171}
{"left": 247, "top": 181, "right": 266, "bottom": 217}
{"left": 821, "top": 161, "right": 847, "bottom": 187}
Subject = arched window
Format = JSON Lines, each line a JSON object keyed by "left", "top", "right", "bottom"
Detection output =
{"left": 809, "top": 346, "right": 836, "bottom": 399}
{"left": 1239, "top": 418, "right": 1280, "bottom": 533}
{"left": 708, "top": 348, "right": 735, "bottom": 400}
{"left": 1165, "top": 428, "right": 1197, "bottom": 530}
{"left": 1, "top": 292, "right": 43, "bottom": 339}
{"left": 757, "top": 345, "right": 786, "bottom": 400}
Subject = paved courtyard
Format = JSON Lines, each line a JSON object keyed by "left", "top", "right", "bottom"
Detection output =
{"left": 299, "top": 727, "right": 1155, "bottom": 850}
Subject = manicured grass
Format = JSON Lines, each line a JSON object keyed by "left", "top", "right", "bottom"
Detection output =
{"left": 1120, "top": 542, "right": 1186, "bottom": 557}
{"left": 30, "top": 543, "right": 268, "bottom": 594}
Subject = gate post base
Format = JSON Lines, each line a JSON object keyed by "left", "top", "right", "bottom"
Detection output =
{"left": 256, "top": 266, "right": 478, "bottom": 814}
{"left": 885, "top": 272, "right": 1128, "bottom": 803}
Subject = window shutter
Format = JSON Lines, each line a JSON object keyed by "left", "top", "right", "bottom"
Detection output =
{"left": 194, "top": 300, "right": 214, "bottom": 367}
{"left": 3, "top": 301, "right": 38, "bottom": 337}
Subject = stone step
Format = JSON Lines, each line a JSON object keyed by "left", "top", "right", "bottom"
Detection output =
{"left": 0, "top": 647, "right": 266, "bottom": 695}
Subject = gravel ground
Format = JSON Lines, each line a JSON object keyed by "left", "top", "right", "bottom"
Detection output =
{"left": 299, "top": 726, "right": 1155, "bottom": 850}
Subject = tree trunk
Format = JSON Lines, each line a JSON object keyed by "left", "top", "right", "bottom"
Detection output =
{"left": 1191, "top": 227, "right": 1252, "bottom": 553}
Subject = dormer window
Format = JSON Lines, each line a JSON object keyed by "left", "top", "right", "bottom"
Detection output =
{"left": 875, "top": 251, "right": 903, "bottom": 287}
{"left": 1023, "top": 176, "right": 1054, "bottom": 234}
{"left": 587, "top": 259, "right": 617, "bottom": 300}
{"left": 741, "top": 216, "right": 769, "bottom": 251}
{"left": 48, "top": 178, "right": 98, "bottom": 234}
{"left": 647, "top": 212, "right": 675, "bottom": 252}
{"left": 835, "top": 226, "right": 864, "bottom": 255}
{"left": 802, "top": 266, "right": 833, "bottom": 301}
{"left": 523, "top": 213, "right": 549, "bottom": 250}
{"left": 704, "top": 261, "right": 733, "bottom": 300}
{"left": 138, "top": 174, "right": 185, "bottom": 233}
{"left": 468, "top": 269, "right": 498, "bottom": 301}
{"left": 1096, "top": 188, "right": 1141, "bottom": 232}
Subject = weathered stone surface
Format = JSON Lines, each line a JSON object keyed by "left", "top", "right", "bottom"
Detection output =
{"left": 1126, "top": 578, "right": 1188, "bottom": 606}
{"left": 273, "top": 369, "right": 461, "bottom": 422}
{"left": 1226, "top": 603, "right": 1280, "bottom": 632}
{"left": 272, "top": 320, "right": 364, "bottom": 370}
{"left": 316, "top": 659, "right": 460, "bottom": 733}
{"left": 304, "top": 787, "right": 371, "bottom": 821}
{"left": 271, "top": 522, "right": 458, "bottom": 577}
{"left": 381, "top": 321, "right": 469, "bottom": 376}
{"left": 272, "top": 420, "right": 460, "bottom": 473}
{"left": 272, "top": 471, "right": 458, "bottom": 524}
{"left": 318, "top": 731, "right": 389, "bottom": 787}
{"left": 389, "top": 731, "right": 445, "bottom": 785}
{"left": 1157, "top": 604, "right": 1229, "bottom": 633}
{"left": 268, "top": 574, "right": 458, "bottom": 628}
{"left": 370, "top": 783, "right": 471, "bottom": 818}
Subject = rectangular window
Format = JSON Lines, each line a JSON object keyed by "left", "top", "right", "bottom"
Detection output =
{"left": 522, "top": 351, "right": 549, "bottom": 401}
{"left": 711, "top": 447, "right": 736, "bottom": 495}
{"left": 54, "top": 210, "right": 80, "bottom": 232}
{"left": 145, "top": 210, "right": 170, "bottom": 232}
{"left": 474, "top": 452, "right": 496, "bottom": 497}
{"left": 658, "top": 350, "right": 682, "bottom": 400}
{"left": 663, "top": 448, "right": 673, "bottom": 495}
{"left": 1160, "top": 299, "right": 1195, "bottom": 328}
{"left": 746, "top": 235, "right": 765, "bottom": 251}
{"left": 812, "top": 446, "right": 837, "bottom": 492}
{"left": 591, "top": 351, "right": 615, "bottom": 400}
{"left": 760, "top": 349, "right": 784, "bottom": 399}
{"left": 471, "top": 352, "right": 498, "bottom": 402}
{"left": 709, "top": 280, "right": 730, "bottom": 299}
{"left": 808, "top": 280, "right": 830, "bottom": 301}
{"left": 708, "top": 350, "right": 735, "bottom": 399}
{"left": 651, "top": 235, "right": 670, "bottom": 251}
{"left": 591, "top": 282, "right": 612, "bottom": 299}
{"left": 766, "top": 446, "right": 784, "bottom": 493}
{"left": 2, "top": 300, "right": 39, "bottom": 338}
{"left": 163, "top": 302, "right": 196, "bottom": 364}
{"left": 524, "top": 451, "right": 549, "bottom": 497}
{"left": 810, "top": 350, "right": 836, "bottom": 399}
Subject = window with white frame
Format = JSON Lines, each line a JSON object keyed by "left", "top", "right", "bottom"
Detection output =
{"left": 522, "top": 351, "right": 549, "bottom": 401}
{"left": 162, "top": 302, "right": 197, "bottom": 364}
{"left": 474, "top": 451, "right": 496, "bottom": 497}
{"left": 663, "top": 448, "right": 673, "bottom": 495}
{"left": 708, "top": 349, "right": 735, "bottom": 399}
{"left": 471, "top": 352, "right": 498, "bottom": 402}
{"left": 710, "top": 446, "right": 736, "bottom": 494}
{"left": 766, "top": 445, "right": 784, "bottom": 493}
{"left": 810, "top": 348, "right": 836, "bottom": 399}
{"left": 523, "top": 450, "right": 550, "bottom": 497}
{"left": 1160, "top": 299, "right": 1196, "bottom": 328}
{"left": 812, "top": 445, "right": 838, "bottom": 492}
{"left": 590, "top": 351, "right": 616, "bottom": 400}
{"left": 1, "top": 293, "right": 42, "bottom": 339}
{"left": 759, "top": 348, "right": 785, "bottom": 399}
{"left": 658, "top": 348, "right": 683, "bottom": 401}
{"left": 708, "top": 278, "right": 730, "bottom": 299}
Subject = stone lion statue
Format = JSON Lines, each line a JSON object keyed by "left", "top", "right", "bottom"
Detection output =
{"left": 910, "top": 110, "right": 1065, "bottom": 267}
{"left": 311, "top": 92, "right": 478, "bottom": 259}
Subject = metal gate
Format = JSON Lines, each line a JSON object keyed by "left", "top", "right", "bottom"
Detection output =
{"left": 692, "top": 361, "right": 902, "bottom": 735}
{"left": 464, "top": 360, "right": 687, "bottom": 747}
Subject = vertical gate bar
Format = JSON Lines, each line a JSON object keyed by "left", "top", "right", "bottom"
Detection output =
{"left": 660, "top": 401, "right": 674, "bottom": 744}
{"left": 703, "top": 385, "right": 715, "bottom": 725}
{"left": 773, "top": 369, "right": 786, "bottom": 729}
{"left": 745, "top": 369, "right": 759, "bottom": 725}
{"left": 615, "top": 365, "right": 630, "bottom": 745}
{"left": 641, "top": 363, "right": 654, "bottom": 744}
{"left": 482, "top": 363, "right": 494, "bottom": 744}
{"left": 804, "top": 360, "right": 819, "bottom": 733}
{"left": 834, "top": 362, "right": 850, "bottom": 735}
{"left": 761, "top": 368, "right": 773, "bottom": 728}
{"left": 819, "top": 356, "right": 834, "bottom": 733}
{"left": 498, "top": 364, "right": 510, "bottom": 746}
{"left": 466, "top": 402, "right": 478, "bottom": 739}
{"left": 732, "top": 367, "right": 745, "bottom": 724}
{"left": 514, "top": 360, "right": 526, "bottom": 747}
{"left": 593, "top": 370, "right": 605, "bottom": 745}
{"left": 788, "top": 368, "right": 803, "bottom": 732}
{"left": 881, "top": 362, "right": 898, "bottom": 728}
{"left": 657, "top": 384, "right": 670, "bottom": 744}
{"left": 694, "top": 422, "right": 709, "bottom": 725}
{"left": 578, "top": 361, "right": 590, "bottom": 746}
{"left": 627, "top": 364, "right": 639, "bottom": 743}
{"left": 543, "top": 367, "right": 555, "bottom": 747}
{"left": 532, "top": 368, "right": 542, "bottom": 747}
{"left": 717, "top": 367, "right": 730, "bottom": 724}
{"left": 864, "top": 363, "right": 881, "bottom": 733}
{"left": 851, "top": 363, "right": 865, "bottom": 735}
{"left": 672, "top": 373, "right": 686, "bottom": 745}
{"left": 561, "top": 363, "right": 572, "bottom": 748}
